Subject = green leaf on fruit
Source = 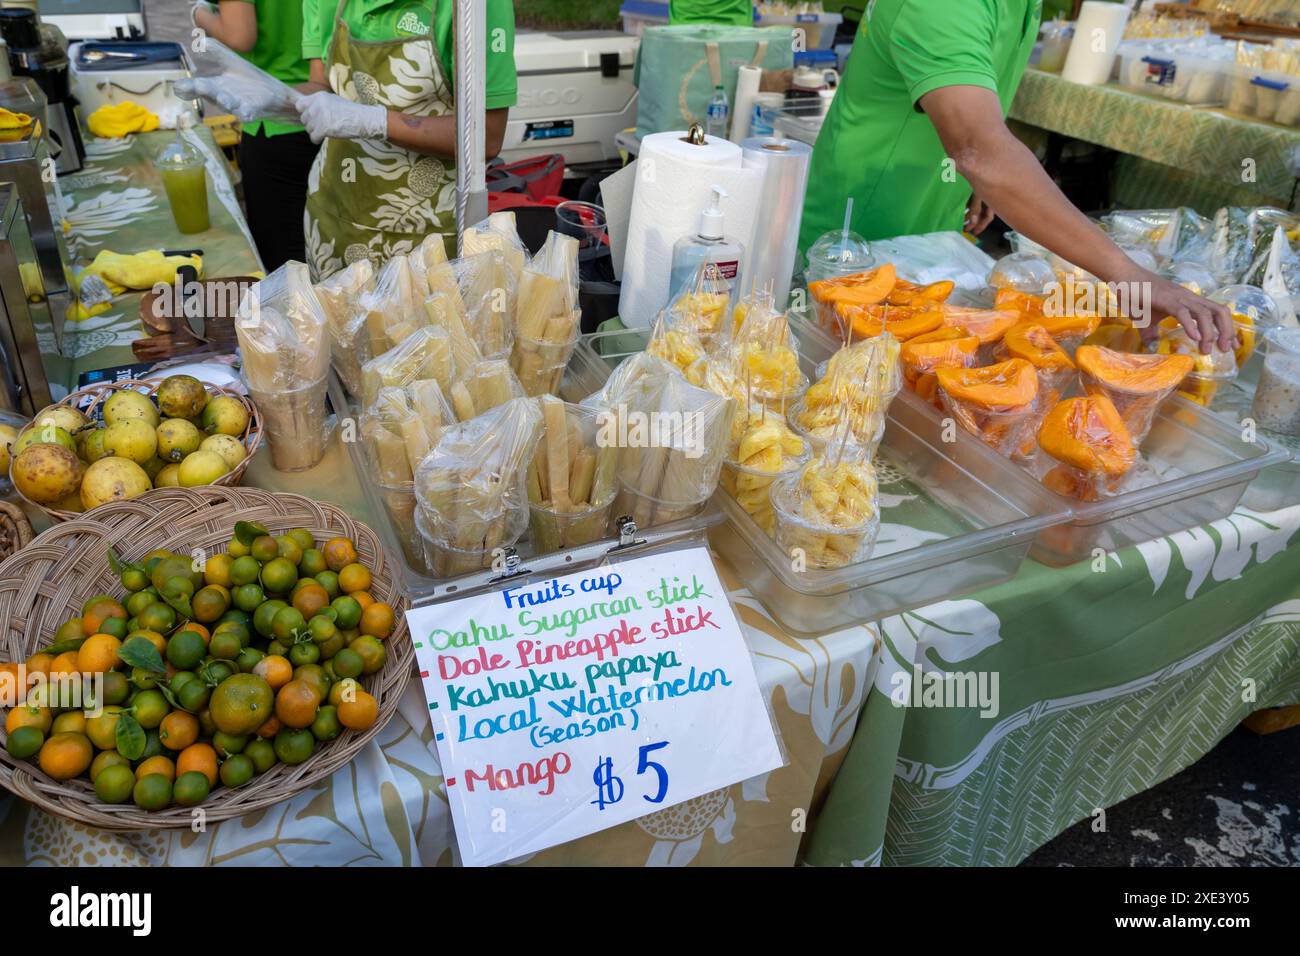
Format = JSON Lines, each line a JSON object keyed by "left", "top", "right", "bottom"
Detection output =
{"left": 158, "top": 682, "right": 181, "bottom": 709}
{"left": 107, "top": 547, "right": 124, "bottom": 576}
{"left": 115, "top": 712, "right": 146, "bottom": 760}
{"left": 119, "top": 638, "right": 165, "bottom": 674}
{"left": 234, "top": 521, "right": 269, "bottom": 546}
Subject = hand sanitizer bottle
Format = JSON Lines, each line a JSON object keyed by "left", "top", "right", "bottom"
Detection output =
{"left": 668, "top": 184, "right": 744, "bottom": 307}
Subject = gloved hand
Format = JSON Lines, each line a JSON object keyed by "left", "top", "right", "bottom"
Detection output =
{"left": 174, "top": 74, "right": 301, "bottom": 124}
{"left": 296, "top": 92, "right": 388, "bottom": 144}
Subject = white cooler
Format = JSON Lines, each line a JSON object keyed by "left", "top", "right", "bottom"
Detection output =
{"left": 501, "top": 31, "right": 640, "bottom": 170}
{"left": 69, "top": 41, "right": 191, "bottom": 120}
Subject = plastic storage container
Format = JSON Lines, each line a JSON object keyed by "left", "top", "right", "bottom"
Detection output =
{"left": 797, "top": 315, "right": 1291, "bottom": 568}
{"left": 1117, "top": 42, "right": 1177, "bottom": 94}
{"left": 1167, "top": 49, "right": 1232, "bottom": 105}
{"left": 619, "top": 0, "right": 669, "bottom": 37}
{"left": 755, "top": 12, "right": 843, "bottom": 50}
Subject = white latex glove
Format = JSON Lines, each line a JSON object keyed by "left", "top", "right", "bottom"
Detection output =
{"left": 296, "top": 92, "right": 388, "bottom": 144}
{"left": 174, "top": 74, "right": 301, "bottom": 125}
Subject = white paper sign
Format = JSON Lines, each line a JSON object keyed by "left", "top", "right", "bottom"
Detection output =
{"left": 406, "top": 547, "right": 784, "bottom": 867}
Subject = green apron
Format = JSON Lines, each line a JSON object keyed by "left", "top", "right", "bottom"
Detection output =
{"left": 304, "top": 0, "right": 458, "bottom": 280}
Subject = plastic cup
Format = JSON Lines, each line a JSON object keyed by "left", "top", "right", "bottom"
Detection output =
{"left": 770, "top": 471, "right": 879, "bottom": 570}
{"left": 613, "top": 480, "right": 708, "bottom": 531}
{"left": 720, "top": 446, "right": 808, "bottom": 534}
{"left": 158, "top": 157, "right": 210, "bottom": 234}
{"left": 528, "top": 496, "right": 614, "bottom": 553}
{"left": 245, "top": 373, "right": 330, "bottom": 472}
{"left": 511, "top": 327, "right": 580, "bottom": 397}
{"left": 1252, "top": 328, "right": 1300, "bottom": 435}
{"left": 938, "top": 390, "right": 1036, "bottom": 458}
{"left": 415, "top": 507, "right": 502, "bottom": 578}
{"left": 554, "top": 200, "right": 608, "bottom": 252}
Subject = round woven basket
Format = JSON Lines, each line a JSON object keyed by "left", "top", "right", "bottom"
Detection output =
{"left": 11, "top": 378, "right": 263, "bottom": 523}
{"left": 0, "top": 485, "right": 412, "bottom": 831}
{"left": 0, "top": 501, "right": 32, "bottom": 562}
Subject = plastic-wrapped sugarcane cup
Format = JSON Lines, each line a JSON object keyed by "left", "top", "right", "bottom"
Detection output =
{"left": 243, "top": 371, "right": 331, "bottom": 472}
{"left": 512, "top": 327, "right": 580, "bottom": 398}
{"left": 613, "top": 480, "right": 709, "bottom": 530}
{"left": 528, "top": 496, "right": 615, "bottom": 554}
{"left": 415, "top": 507, "right": 502, "bottom": 578}
{"left": 770, "top": 471, "right": 880, "bottom": 570}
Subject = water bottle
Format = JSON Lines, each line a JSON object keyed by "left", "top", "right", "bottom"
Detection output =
{"left": 706, "top": 85, "right": 729, "bottom": 138}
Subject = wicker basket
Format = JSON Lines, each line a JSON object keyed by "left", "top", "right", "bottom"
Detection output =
{"left": 0, "top": 485, "right": 412, "bottom": 831}
{"left": 12, "top": 378, "right": 263, "bottom": 523}
{"left": 0, "top": 501, "right": 32, "bottom": 562}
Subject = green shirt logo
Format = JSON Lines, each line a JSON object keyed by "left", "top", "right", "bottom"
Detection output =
{"left": 395, "top": 10, "right": 429, "bottom": 37}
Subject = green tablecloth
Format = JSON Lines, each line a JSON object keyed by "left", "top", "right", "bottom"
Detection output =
{"left": 56, "top": 127, "right": 263, "bottom": 387}
{"left": 805, "top": 502, "right": 1300, "bottom": 866}
{"left": 1010, "top": 67, "right": 1300, "bottom": 212}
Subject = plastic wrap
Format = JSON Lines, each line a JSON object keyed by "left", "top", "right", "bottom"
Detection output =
{"left": 791, "top": 333, "right": 902, "bottom": 457}
{"left": 995, "top": 323, "right": 1077, "bottom": 459}
{"left": 733, "top": 303, "right": 808, "bottom": 408}
{"left": 1102, "top": 207, "right": 1211, "bottom": 263}
{"left": 446, "top": 358, "right": 525, "bottom": 421}
{"left": 336, "top": 256, "right": 439, "bottom": 395}
{"left": 1075, "top": 345, "right": 1194, "bottom": 446}
{"left": 771, "top": 456, "right": 880, "bottom": 570}
{"left": 720, "top": 405, "right": 809, "bottom": 533}
{"left": 580, "top": 351, "right": 679, "bottom": 411}
{"left": 936, "top": 358, "right": 1040, "bottom": 458}
{"left": 315, "top": 258, "right": 376, "bottom": 395}
{"left": 423, "top": 290, "right": 484, "bottom": 373}
{"left": 614, "top": 371, "right": 735, "bottom": 529}
{"left": 645, "top": 312, "right": 708, "bottom": 386}
{"left": 175, "top": 39, "right": 302, "bottom": 124}
{"left": 665, "top": 262, "right": 734, "bottom": 352}
{"left": 936, "top": 305, "right": 1020, "bottom": 353}
{"left": 1240, "top": 228, "right": 1300, "bottom": 326}
{"left": 456, "top": 250, "right": 515, "bottom": 360}
{"left": 360, "top": 325, "right": 455, "bottom": 411}
{"left": 1160, "top": 260, "right": 1219, "bottom": 296}
{"left": 413, "top": 396, "right": 544, "bottom": 574}
{"left": 235, "top": 261, "right": 332, "bottom": 391}
{"left": 1036, "top": 394, "right": 1138, "bottom": 502}
{"left": 1208, "top": 283, "right": 1283, "bottom": 372}
{"left": 526, "top": 398, "right": 618, "bottom": 553}
{"left": 360, "top": 378, "right": 456, "bottom": 487}
{"left": 462, "top": 212, "right": 527, "bottom": 287}
{"left": 731, "top": 284, "right": 778, "bottom": 333}
{"left": 807, "top": 263, "right": 896, "bottom": 337}
{"left": 900, "top": 327, "right": 980, "bottom": 409}
{"left": 512, "top": 232, "right": 581, "bottom": 397}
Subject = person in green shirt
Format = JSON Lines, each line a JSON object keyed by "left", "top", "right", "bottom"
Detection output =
{"left": 800, "top": 0, "right": 1233, "bottom": 352}
{"left": 295, "top": 0, "right": 518, "bottom": 278}
{"left": 191, "top": 1, "right": 317, "bottom": 272}
{"left": 669, "top": 0, "right": 753, "bottom": 26}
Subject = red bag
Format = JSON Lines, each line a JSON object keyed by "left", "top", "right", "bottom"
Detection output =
{"left": 485, "top": 154, "right": 565, "bottom": 202}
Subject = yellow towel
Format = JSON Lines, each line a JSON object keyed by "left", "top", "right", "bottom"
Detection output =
{"left": 67, "top": 300, "right": 112, "bottom": 322}
{"left": 0, "top": 106, "right": 32, "bottom": 130}
{"left": 87, "top": 101, "right": 159, "bottom": 139}
{"left": 85, "top": 249, "right": 203, "bottom": 291}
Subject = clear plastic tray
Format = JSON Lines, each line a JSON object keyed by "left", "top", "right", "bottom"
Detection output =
{"left": 793, "top": 318, "right": 1291, "bottom": 567}
{"left": 331, "top": 348, "right": 722, "bottom": 601}
{"left": 757, "top": 97, "right": 828, "bottom": 145}
{"left": 583, "top": 327, "right": 1072, "bottom": 635}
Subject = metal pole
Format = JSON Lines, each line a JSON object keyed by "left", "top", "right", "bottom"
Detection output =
{"left": 455, "top": 0, "right": 488, "bottom": 251}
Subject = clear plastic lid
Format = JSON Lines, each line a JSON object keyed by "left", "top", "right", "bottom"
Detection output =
{"left": 156, "top": 123, "right": 204, "bottom": 171}
{"left": 805, "top": 227, "right": 873, "bottom": 283}
{"left": 987, "top": 251, "right": 1056, "bottom": 294}
{"left": 1209, "top": 284, "right": 1281, "bottom": 331}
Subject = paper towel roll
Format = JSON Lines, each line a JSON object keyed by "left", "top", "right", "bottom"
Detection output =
{"left": 618, "top": 131, "right": 763, "bottom": 328}
{"left": 740, "top": 136, "right": 812, "bottom": 310}
{"left": 731, "top": 65, "right": 763, "bottom": 144}
{"left": 1061, "top": 1, "right": 1131, "bottom": 86}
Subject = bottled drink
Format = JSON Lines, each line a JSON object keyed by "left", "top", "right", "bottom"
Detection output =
{"left": 706, "top": 85, "right": 729, "bottom": 139}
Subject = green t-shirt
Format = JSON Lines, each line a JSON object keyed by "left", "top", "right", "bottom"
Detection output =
{"left": 224, "top": 0, "right": 307, "bottom": 137}
{"left": 669, "top": 0, "right": 753, "bottom": 26}
{"left": 302, "top": 0, "right": 518, "bottom": 110}
{"left": 799, "top": 0, "right": 1041, "bottom": 252}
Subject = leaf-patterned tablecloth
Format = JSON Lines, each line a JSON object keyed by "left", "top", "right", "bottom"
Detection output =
{"left": 1010, "top": 68, "right": 1300, "bottom": 209}
{"left": 0, "top": 435, "right": 879, "bottom": 866}
{"left": 805, "top": 503, "right": 1300, "bottom": 867}
{"left": 55, "top": 128, "right": 263, "bottom": 387}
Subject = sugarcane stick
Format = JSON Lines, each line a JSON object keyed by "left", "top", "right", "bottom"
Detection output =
{"left": 542, "top": 397, "right": 570, "bottom": 508}
{"left": 569, "top": 447, "right": 596, "bottom": 505}
{"left": 372, "top": 427, "right": 412, "bottom": 485}
{"left": 399, "top": 416, "right": 432, "bottom": 474}
{"left": 592, "top": 440, "right": 618, "bottom": 506}
{"left": 450, "top": 382, "right": 476, "bottom": 421}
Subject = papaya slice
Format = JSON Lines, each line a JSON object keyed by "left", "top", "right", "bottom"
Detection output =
{"left": 994, "top": 287, "right": 1048, "bottom": 320}
{"left": 1076, "top": 345, "right": 1194, "bottom": 394}
{"left": 886, "top": 278, "right": 955, "bottom": 307}
{"left": 1038, "top": 394, "right": 1137, "bottom": 478}
{"left": 837, "top": 302, "right": 943, "bottom": 342}
{"left": 1037, "top": 311, "right": 1102, "bottom": 341}
{"left": 1042, "top": 464, "right": 1104, "bottom": 502}
{"left": 937, "top": 306, "right": 1019, "bottom": 345}
{"left": 900, "top": 326, "right": 980, "bottom": 384}
{"left": 935, "top": 358, "right": 1039, "bottom": 411}
{"left": 808, "top": 263, "right": 897, "bottom": 308}
{"left": 1085, "top": 322, "right": 1142, "bottom": 353}
{"left": 1003, "top": 323, "right": 1075, "bottom": 372}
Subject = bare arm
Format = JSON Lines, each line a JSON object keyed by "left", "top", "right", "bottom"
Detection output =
{"left": 385, "top": 107, "right": 509, "bottom": 160}
{"left": 920, "top": 85, "right": 1233, "bottom": 352}
{"left": 193, "top": 0, "right": 257, "bottom": 52}
{"left": 296, "top": 58, "right": 332, "bottom": 96}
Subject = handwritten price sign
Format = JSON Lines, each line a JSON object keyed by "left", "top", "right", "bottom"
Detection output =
{"left": 406, "top": 547, "right": 783, "bottom": 866}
